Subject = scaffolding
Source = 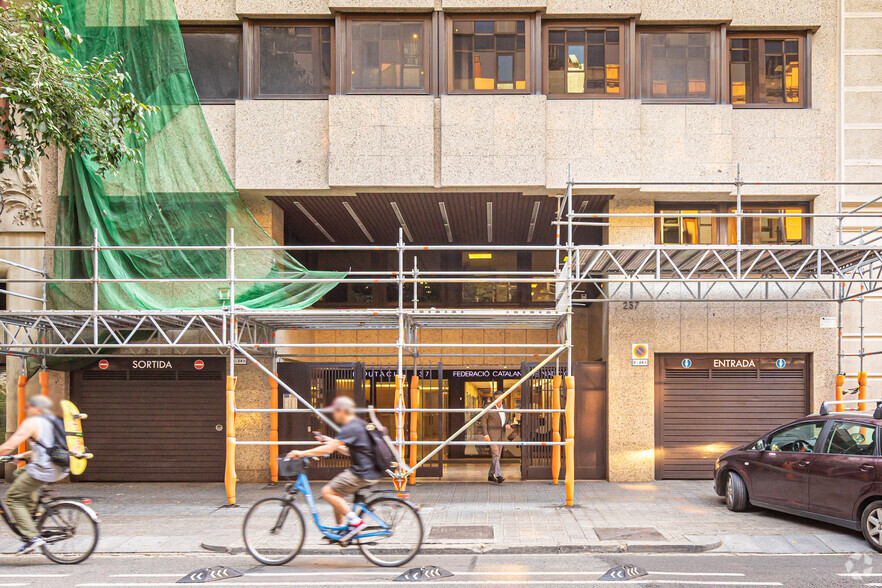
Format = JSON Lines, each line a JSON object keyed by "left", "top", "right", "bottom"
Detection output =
{"left": 0, "top": 169, "right": 880, "bottom": 506}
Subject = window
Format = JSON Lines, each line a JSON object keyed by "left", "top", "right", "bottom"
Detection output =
{"left": 640, "top": 30, "right": 714, "bottom": 102}
{"left": 657, "top": 208, "right": 716, "bottom": 244}
{"left": 727, "top": 206, "right": 806, "bottom": 245}
{"left": 347, "top": 17, "right": 430, "bottom": 93}
{"left": 531, "top": 251, "right": 556, "bottom": 303}
{"left": 450, "top": 17, "right": 529, "bottom": 92}
{"left": 824, "top": 421, "right": 877, "bottom": 456}
{"left": 255, "top": 23, "right": 333, "bottom": 98}
{"left": 767, "top": 421, "right": 824, "bottom": 453}
{"left": 461, "top": 251, "right": 517, "bottom": 303}
{"left": 316, "top": 251, "right": 374, "bottom": 305}
{"left": 181, "top": 29, "right": 241, "bottom": 103}
{"left": 387, "top": 251, "right": 443, "bottom": 304}
{"left": 729, "top": 35, "right": 805, "bottom": 107}
{"left": 546, "top": 24, "right": 624, "bottom": 97}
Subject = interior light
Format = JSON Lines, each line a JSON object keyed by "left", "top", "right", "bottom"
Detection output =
{"left": 413, "top": 33, "right": 419, "bottom": 39}
{"left": 468, "top": 253, "right": 493, "bottom": 260}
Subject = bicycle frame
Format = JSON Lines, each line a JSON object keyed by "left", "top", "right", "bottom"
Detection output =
{"left": 291, "top": 473, "right": 392, "bottom": 542}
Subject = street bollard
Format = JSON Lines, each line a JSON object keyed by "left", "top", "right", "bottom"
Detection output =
{"left": 835, "top": 373, "right": 844, "bottom": 403}
{"left": 409, "top": 376, "right": 419, "bottom": 485}
{"left": 551, "top": 375, "right": 562, "bottom": 485}
{"left": 225, "top": 376, "right": 237, "bottom": 505}
{"left": 269, "top": 375, "right": 279, "bottom": 482}
{"left": 564, "top": 375, "right": 575, "bottom": 506}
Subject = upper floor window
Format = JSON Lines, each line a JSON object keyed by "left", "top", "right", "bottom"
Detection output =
{"left": 449, "top": 17, "right": 529, "bottom": 93}
{"left": 545, "top": 23, "right": 625, "bottom": 98}
{"left": 347, "top": 17, "right": 431, "bottom": 93}
{"left": 181, "top": 28, "right": 241, "bottom": 103}
{"left": 657, "top": 209, "right": 716, "bottom": 245}
{"left": 729, "top": 34, "right": 805, "bottom": 107}
{"left": 656, "top": 203, "right": 808, "bottom": 245}
{"left": 728, "top": 206, "right": 807, "bottom": 245}
{"left": 461, "top": 251, "right": 518, "bottom": 303}
{"left": 639, "top": 30, "right": 715, "bottom": 103}
{"left": 255, "top": 23, "right": 333, "bottom": 98}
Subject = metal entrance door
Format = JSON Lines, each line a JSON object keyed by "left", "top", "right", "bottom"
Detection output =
{"left": 519, "top": 363, "right": 559, "bottom": 480}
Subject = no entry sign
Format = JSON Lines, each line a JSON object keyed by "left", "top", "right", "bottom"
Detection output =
{"left": 194, "top": 359, "right": 204, "bottom": 370}
{"left": 98, "top": 359, "right": 109, "bottom": 370}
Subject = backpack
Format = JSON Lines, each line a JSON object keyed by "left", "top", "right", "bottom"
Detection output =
{"left": 33, "top": 415, "right": 71, "bottom": 471}
{"left": 365, "top": 407, "right": 402, "bottom": 473}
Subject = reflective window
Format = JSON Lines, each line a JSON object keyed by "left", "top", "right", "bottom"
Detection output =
{"left": 531, "top": 251, "right": 556, "bottom": 303}
{"left": 824, "top": 421, "right": 877, "bottom": 456}
{"left": 547, "top": 25, "right": 622, "bottom": 96}
{"left": 461, "top": 252, "right": 517, "bottom": 303}
{"left": 451, "top": 18, "right": 528, "bottom": 92}
{"left": 256, "top": 24, "right": 332, "bottom": 97}
{"left": 349, "top": 19, "right": 428, "bottom": 91}
{"left": 728, "top": 207, "right": 806, "bottom": 245}
{"left": 767, "top": 422, "right": 824, "bottom": 453}
{"left": 658, "top": 209, "right": 715, "bottom": 244}
{"left": 730, "top": 36, "right": 803, "bottom": 106}
{"left": 640, "top": 31, "right": 712, "bottom": 101}
{"left": 182, "top": 30, "right": 241, "bottom": 102}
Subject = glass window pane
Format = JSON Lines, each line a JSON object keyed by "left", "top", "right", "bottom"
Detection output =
{"left": 182, "top": 31, "right": 240, "bottom": 101}
{"left": 730, "top": 37, "right": 801, "bottom": 105}
{"left": 824, "top": 422, "right": 877, "bottom": 456}
{"left": 641, "top": 31, "right": 710, "bottom": 100}
{"left": 547, "top": 26, "right": 621, "bottom": 96}
{"left": 767, "top": 422, "right": 824, "bottom": 453}
{"left": 351, "top": 20, "right": 425, "bottom": 90}
{"left": 462, "top": 252, "right": 517, "bottom": 303}
{"left": 452, "top": 19, "right": 527, "bottom": 91}
{"left": 257, "top": 25, "right": 332, "bottom": 96}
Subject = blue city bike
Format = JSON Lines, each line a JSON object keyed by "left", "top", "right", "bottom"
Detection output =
{"left": 242, "top": 457, "right": 423, "bottom": 567}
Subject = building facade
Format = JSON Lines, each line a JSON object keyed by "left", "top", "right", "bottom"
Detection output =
{"left": 1, "top": 0, "right": 878, "bottom": 484}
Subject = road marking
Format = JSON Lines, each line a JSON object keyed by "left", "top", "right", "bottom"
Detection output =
{"left": 112, "top": 570, "right": 745, "bottom": 578}
{"left": 79, "top": 581, "right": 782, "bottom": 587}
{"left": 0, "top": 576, "right": 68, "bottom": 578}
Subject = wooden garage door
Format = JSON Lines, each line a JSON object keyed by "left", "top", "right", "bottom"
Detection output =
{"left": 71, "top": 358, "right": 225, "bottom": 482}
{"left": 655, "top": 354, "right": 809, "bottom": 480}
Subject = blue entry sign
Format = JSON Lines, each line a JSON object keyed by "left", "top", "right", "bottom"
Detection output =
{"left": 776, "top": 358, "right": 787, "bottom": 368}
{"left": 681, "top": 358, "right": 692, "bottom": 368}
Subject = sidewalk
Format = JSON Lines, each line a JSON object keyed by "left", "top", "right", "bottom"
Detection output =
{"left": 0, "top": 480, "right": 872, "bottom": 554}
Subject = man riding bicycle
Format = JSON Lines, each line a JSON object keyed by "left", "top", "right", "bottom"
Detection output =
{"left": 0, "top": 395, "right": 68, "bottom": 555}
{"left": 286, "top": 396, "right": 381, "bottom": 542}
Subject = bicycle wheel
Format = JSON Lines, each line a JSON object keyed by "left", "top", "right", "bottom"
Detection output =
{"left": 243, "top": 497, "right": 305, "bottom": 566}
{"left": 38, "top": 502, "right": 99, "bottom": 564}
{"left": 357, "top": 497, "right": 423, "bottom": 567}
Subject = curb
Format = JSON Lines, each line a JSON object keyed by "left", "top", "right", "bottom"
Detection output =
{"left": 201, "top": 538, "right": 722, "bottom": 556}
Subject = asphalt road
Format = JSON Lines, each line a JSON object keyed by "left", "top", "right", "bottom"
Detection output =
{"left": 4, "top": 552, "right": 882, "bottom": 588}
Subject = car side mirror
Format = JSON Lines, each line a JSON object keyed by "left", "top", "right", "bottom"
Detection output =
{"left": 756, "top": 440, "right": 766, "bottom": 451}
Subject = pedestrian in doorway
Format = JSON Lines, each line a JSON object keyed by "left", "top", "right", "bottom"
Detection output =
{"left": 481, "top": 390, "right": 511, "bottom": 484}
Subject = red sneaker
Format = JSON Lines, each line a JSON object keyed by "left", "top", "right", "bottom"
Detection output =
{"left": 338, "top": 519, "right": 366, "bottom": 542}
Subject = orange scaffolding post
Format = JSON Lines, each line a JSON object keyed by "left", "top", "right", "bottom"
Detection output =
{"left": 835, "top": 374, "right": 844, "bottom": 403}
{"left": 564, "top": 375, "right": 575, "bottom": 506}
{"left": 17, "top": 374, "right": 27, "bottom": 462}
{"left": 224, "top": 375, "right": 238, "bottom": 505}
{"left": 409, "top": 376, "right": 419, "bottom": 485}
{"left": 269, "top": 374, "right": 279, "bottom": 482}
{"left": 39, "top": 371, "right": 49, "bottom": 397}
{"left": 551, "top": 375, "right": 562, "bottom": 485}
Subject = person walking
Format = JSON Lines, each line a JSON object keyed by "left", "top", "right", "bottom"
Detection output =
{"left": 481, "top": 390, "right": 511, "bottom": 484}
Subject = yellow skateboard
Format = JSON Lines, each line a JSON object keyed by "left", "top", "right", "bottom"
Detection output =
{"left": 60, "top": 400, "right": 90, "bottom": 475}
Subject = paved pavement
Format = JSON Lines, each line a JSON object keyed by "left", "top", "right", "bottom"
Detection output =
{"left": 1, "top": 552, "right": 881, "bottom": 587}
{"left": 0, "top": 480, "right": 873, "bottom": 555}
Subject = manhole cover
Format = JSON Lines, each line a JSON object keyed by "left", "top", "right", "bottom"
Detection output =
{"left": 428, "top": 525, "right": 494, "bottom": 540}
{"left": 595, "top": 527, "right": 666, "bottom": 542}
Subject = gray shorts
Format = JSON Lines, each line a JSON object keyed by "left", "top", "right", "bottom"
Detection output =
{"left": 326, "top": 470, "right": 378, "bottom": 496}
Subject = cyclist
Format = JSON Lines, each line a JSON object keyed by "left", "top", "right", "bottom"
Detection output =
{"left": 286, "top": 396, "right": 381, "bottom": 542}
{"left": 0, "top": 395, "right": 68, "bottom": 555}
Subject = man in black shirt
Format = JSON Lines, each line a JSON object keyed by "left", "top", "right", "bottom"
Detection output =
{"left": 287, "top": 396, "right": 382, "bottom": 542}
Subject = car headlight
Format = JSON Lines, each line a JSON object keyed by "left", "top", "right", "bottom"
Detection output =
{"left": 714, "top": 459, "right": 721, "bottom": 471}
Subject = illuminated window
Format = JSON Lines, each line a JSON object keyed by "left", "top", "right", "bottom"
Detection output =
{"left": 531, "top": 251, "right": 557, "bottom": 303}
{"left": 729, "top": 35, "right": 804, "bottom": 107}
{"left": 640, "top": 31, "right": 713, "bottom": 102}
{"left": 182, "top": 29, "right": 241, "bottom": 103}
{"left": 255, "top": 24, "right": 333, "bottom": 97}
{"left": 461, "top": 252, "right": 518, "bottom": 303}
{"left": 348, "top": 18, "right": 429, "bottom": 92}
{"left": 546, "top": 24, "right": 623, "bottom": 97}
{"left": 728, "top": 207, "right": 806, "bottom": 245}
{"left": 450, "top": 18, "right": 529, "bottom": 92}
{"left": 658, "top": 209, "right": 715, "bottom": 244}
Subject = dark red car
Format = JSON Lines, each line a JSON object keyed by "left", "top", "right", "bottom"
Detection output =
{"left": 714, "top": 404, "right": 882, "bottom": 551}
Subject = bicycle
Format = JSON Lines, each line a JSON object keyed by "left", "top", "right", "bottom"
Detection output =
{"left": 0, "top": 456, "right": 99, "bottom": 564}
{"left": 243, "top": 457, "right": 423, "bottom": 567}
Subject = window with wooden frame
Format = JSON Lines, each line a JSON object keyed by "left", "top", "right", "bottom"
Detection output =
{"left": 728, "top": 33, "right": 806, "bottom": 107}
{"left": 448, "top": 16, "right": 531, "bottom": 93}
{"left": 345, "top": 16, "right": 432, "bottom": 93}
{"left": 254, "top": 22, "right": 333, "bottom": 98}
{"left": 639, "top": 29, "right": 717, "bottom": 103}
{"left": 656, "top": 208, "right": 717, "bottom": 245}
{"left": 181, "top": 27, "right": 242, "bottom": 104}
{"left": 655, "top": 202, "right": 809, "bottom": 245}
{"left": 727, "top": 204, "right": 808, "bottom": 245}
{"left": 544, "top": 22, "right": 626, "bottom": 98}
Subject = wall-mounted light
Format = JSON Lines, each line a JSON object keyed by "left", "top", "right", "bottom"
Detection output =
{"left": 468, "top": 253, "right": 493, "bottom": 260}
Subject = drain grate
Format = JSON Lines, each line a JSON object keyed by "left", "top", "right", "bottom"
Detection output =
{"left": 594, "top": 527, "right": 667, "bottom": 542}
{"left": 428, "top": 525, "right": 494, "bottom": 540}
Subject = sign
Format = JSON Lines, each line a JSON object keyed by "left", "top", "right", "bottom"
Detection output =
{"left": 776, "top": 358, "right": 787, "bottom": 368}
{"left": 394, "top": 566, "right": 454, "bottom": 582}
{"left": 132, "top": 360, "right": 173, "bottom": 369}
{"left": 681, "top": 358, "right": 692, "bottom": 368}
{"left": 89, "top": 357, "right": 224, "bottom": 373}
{"left": 194, "top": 360, "right": 204, "bottom": 370}
{"left": 98, "top": 359, "right": 109, "bottom": 370}
{"left": 713, "top": 359, "right": 756, "bottom": 368}
{"left": 177, "top": 566, "right": 243, "bottom": 583}
{"left": 632, "top": 344, "right": 649, "bottom": 367}
{"left": 820, "top": 317, "right": 836, "bottom": 329}
{"left": 233, "top": 357, "right": 247, "bottom": 366}
{"left": 598, "top": 564, "right": 647, "bottom": 582}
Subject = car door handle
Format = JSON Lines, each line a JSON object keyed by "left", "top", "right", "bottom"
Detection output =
{"left": 798, "top": 460, "right": 811, "bottom": 467}
{"left": 861, "top": 465, "right": 875, "bottom": 472}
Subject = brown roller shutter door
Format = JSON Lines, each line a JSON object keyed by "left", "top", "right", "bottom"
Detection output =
{"left": 655, "top": 354, "right": 809, "bottom": 480}
{"left": 71, "top": 358, "right": 226, "bottom": 482}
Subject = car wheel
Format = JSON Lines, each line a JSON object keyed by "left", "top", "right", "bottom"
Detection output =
{"left": 861, "top": 501, "right": 882, "bottom": 552}
{"left": 725, "top": 471, "right": 749, "bottom": 512}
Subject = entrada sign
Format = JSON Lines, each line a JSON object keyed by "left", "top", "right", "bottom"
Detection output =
{"left": 713, "top": 359, "right": 756, "bottom": 368}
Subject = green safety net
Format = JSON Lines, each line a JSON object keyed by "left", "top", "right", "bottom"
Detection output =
{"left": 47, "top": 0, "right": 342, "bottom": 311}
